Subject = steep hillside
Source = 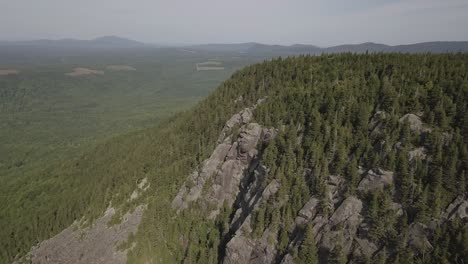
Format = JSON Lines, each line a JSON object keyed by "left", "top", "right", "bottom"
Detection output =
{"left": 2, "top": 54, "right": 467, "bottom": 264}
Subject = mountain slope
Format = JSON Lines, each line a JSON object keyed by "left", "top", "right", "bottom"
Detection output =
{"left": 130, "top": 53, "right": 468, "bottom": 264}
{"left": 2, "top": 54, "right": 468, "bottom": 263}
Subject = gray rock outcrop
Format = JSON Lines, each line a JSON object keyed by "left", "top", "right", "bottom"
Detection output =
{"left": 18, "top": 206, "right": 145, "bottom": 264}
{"left": 399, "top": 113, "right": 431, "bottom": 134}
{"left": 357, "top": 168, "right": 394, "bottom": 193}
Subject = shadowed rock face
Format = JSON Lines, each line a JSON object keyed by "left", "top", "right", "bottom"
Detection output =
{"left": 18, "top": 206, "right": 145, "bottom": 264}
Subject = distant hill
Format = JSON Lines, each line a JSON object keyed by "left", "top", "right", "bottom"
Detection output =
{"left": 0, "top": 35, "right": 145, "bottom": 48}
{"left": 189, "top": 41, "right": 468, "bottom": 55}
{"left": 1, "top": 38, "right": 467, "bottom": 65}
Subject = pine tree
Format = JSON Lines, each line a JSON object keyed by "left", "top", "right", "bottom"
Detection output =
{"left": 297, "top": 225, "right": 319, "bottom": 264}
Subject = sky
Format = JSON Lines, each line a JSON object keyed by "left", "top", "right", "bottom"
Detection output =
{"left": 1, "top": 0, "right": 468, "bottom": 46}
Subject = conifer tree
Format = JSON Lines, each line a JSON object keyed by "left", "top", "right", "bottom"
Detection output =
{"left": 298, "top": 225, "right": 319, "bottom": 264}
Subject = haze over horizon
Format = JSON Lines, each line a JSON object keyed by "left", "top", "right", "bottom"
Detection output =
{"left": 2, "top": 0, "right": 468, "bottom": 46}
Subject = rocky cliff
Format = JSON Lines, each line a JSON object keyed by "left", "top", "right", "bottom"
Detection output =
{"left": 171, "top": 99, "right": 467, "bottom": 263}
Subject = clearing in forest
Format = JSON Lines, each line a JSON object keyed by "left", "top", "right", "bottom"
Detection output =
{"left": 0, "top": 69, "right": 19, "bottom": 76}
{"left": 196, "top": 61, "right": 224, "bottom": 71}
{"left": 66, "top": 68, "right": 104, "bottom": 76}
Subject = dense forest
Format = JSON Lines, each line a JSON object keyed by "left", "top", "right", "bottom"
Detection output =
{"left": 1, "top": 53, "right": 467, "bottom": 263}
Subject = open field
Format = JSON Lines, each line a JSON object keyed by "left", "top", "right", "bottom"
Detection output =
{"left": 66, "top": 67, "right": 104, "bottom": 76}
{"left": 0, "top": 69, "right": 19, "bottom": 75}
{"left": 196, "top": 61, "right": 225, "bottom": 71}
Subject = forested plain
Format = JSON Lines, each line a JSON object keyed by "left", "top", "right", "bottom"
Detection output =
{"left": 0, "top": 50, "right": 256, "bottom": 262}
{"left": 1, "top": 53, "right": 467, "bottom": 263}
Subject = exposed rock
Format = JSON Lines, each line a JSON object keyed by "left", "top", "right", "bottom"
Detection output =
{"left": 261, "top": 179, "right": 280, "bottom": 201}
{"left": 217, "top": 108, "right": 253, "bottom": 143}
{"left": 295, "top": 197, "right": 320, "bottom": 225}
{"left": 408, "top": 223, "right": 433, "bottom": 251}
{"left": 352, "top": 238, "right": 378, "bottom": 260}
{"left": 357, "top": 168, "right": 394, "bottom": 193}
{"left": 408, "top": 147, "right": 427, "bottom": 162}
{"left": 329, "top": 196, "right": 363, "bottom": 227}
{"left": 224, "top": 224, "right": 276, "bottom": 264}
{"left": 442, "top": 132, "right": 453, "bottom": 146}
{"left": 370, "top": 111, "right": 387, "bottom": 137}
{"left": 262, "top": 128, "right": 277, "bottom": 144}
{"left": 224, "top": 175, "right": 280, "bottom": 264}
{"left": 234, "top": 95, "right": 244, "bottom": 103}
{"left": 391, "top": 202, "right": 404, "bottom": 217}
{"left": 320, "top": 196, "right": 363, "bottom": 255}
{"left": 129, "top": 177, "right": 150, "bottom": 201}
{"left": 399, "top": 113, "right": 431, "bottom": 134}
{"left": 19, "top": 206, "right": 145, "bottom": 264}
{"left": 217, "top": 97, "right": 266, "bottom": 144}
{"left": 224, "top": 231, "right": 256, "bottom": 264}
{"left": 173, "top": 98, "right": 276, "bottom": 218}
{"left": 171, "top": 142, "right": 232, "bottom": 212}
{"left": 326, "top": 175, "right": 345, "bottom": 205}
{"left": 370, "top": 111, "right": 387, "bottom": 128}
{"left": 238, "top": 123, "right": 263, "bottom": 163}
{"left": 207, "top": 159, "right": 245, "bottom": 208}
{"left": 442, "top": 195, "right": 468, "bottom": 220}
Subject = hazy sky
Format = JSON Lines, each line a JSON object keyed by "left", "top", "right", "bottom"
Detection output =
{"left": 1, "top": 0, "right": 468, "bottom": 46}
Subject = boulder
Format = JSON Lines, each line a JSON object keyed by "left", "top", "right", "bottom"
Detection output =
{"left": 327, "top": 175, "right": 345, "bottom": 205}
{"left": 329, "top": 196, "right": 363, "bottom": 228}
{"left": 399, "top": 113, "right": 431, "bottom": 134}
{"left": 443, "top": 195, "right": 468, "bottom": 220}
{"left": 357, "top": 169, "right": 394, "bottom": 193}
{"left": 391, "top": 202, "right": 404, "bottom": 217}
{"left": 408, "top": 223, "right": 433, "bottom": 251}
{"left": 352, "top": 238, "right": 378, "bottom": 260}
{"left": 295, "top": 197, "right": 320, "bottom": 225}
{"left": 408, "top": 147, "right": 427, "bottom": 162}
{"left": 262, "top": 128, "right": 277, "bottom": 144}
{"left": 224, "top": 233, "right": 256, "bottom": 264}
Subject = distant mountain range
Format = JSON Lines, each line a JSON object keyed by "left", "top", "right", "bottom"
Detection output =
{"left": 188, "top": 41, "right": 468, "bottom": 55}
{"left": 0, "top": 36, "right": 467, "bottom": 62}
{"left": 0, "top": 36, "right": 145, "bottom": 48}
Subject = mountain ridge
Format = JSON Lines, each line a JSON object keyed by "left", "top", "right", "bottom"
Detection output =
{"left": 189, "top": 41, "right": 468, "bottom": 54}
{"left": 1, "top": 37, "right": 467, "bottom": 54}
{"left": 0, "top": 35, "right": 145, "bottom": 47}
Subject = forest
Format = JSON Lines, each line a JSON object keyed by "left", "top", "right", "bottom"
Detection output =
{"left": 1, "top": 53, "right": 467, "bottom": 263}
